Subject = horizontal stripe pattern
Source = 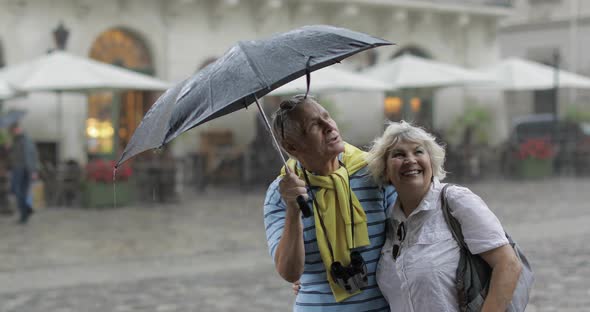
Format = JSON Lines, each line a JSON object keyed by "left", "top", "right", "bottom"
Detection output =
{"left": 263, "top": 166, "right": 397, "bottom": 311}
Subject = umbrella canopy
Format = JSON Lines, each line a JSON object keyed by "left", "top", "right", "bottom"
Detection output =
{"left": 268, "top": 66, "right": 391, "bottom": 96}
{"left": 0, "top": 51, "right": 170, "bottom": 92}
{"left": 478, "top": 57, "right": 590, "bottom": 90}
{"left": 118, "top": 25, "right": 391, "bottom": 165}
{"left": 362, "top": 54, "right": 491, "bottom": 89}
{"left": 0, "top": 110, "right": 26, "bottom": 128}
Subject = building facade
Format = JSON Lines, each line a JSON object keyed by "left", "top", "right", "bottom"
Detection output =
{"left": 499, "top": 0, "right": 590, "bottom": 121}
{"left": 0, "top": 0, "right": 512, "bottom": 166}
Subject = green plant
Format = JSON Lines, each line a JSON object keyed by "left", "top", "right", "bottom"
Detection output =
{"left": 0, "top": 129, "right": 8, "bottom": 147}
{"left": 564, "top": 106, "right": 590, "bottom": 122}
{"left": 448, "top": 101, "right": 493, "bottom": 146}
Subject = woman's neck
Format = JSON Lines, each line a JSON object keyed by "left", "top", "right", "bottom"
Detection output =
{"left": 398, "top": 183, "right": 431, "bottom": 217}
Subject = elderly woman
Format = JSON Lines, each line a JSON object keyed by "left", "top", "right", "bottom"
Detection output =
{"left": 366, "top": 121, "right": 522, "bottom": 312}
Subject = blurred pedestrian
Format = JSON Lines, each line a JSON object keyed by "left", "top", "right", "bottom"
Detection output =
{"left": 8, "top": 122, "right": 39, "bottom": 224}
{"left": 263, "top": 95, "right": 397, "bottom": 311}
{"left": 0, "top": 128, "right": 12, "bottom": 215}
{"left": 365, "top": 121, "right": 522, "bottom": 311}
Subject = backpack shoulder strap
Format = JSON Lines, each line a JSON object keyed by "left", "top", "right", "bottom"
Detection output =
{"left": 440, "top": 184, "right": 469, "bottom": 250}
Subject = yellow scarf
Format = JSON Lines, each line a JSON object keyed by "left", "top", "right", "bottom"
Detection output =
{"left": 280, "top": 143, "right": 369, "bottom": 302}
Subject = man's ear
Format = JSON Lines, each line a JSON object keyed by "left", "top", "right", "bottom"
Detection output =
{"left": 284, "top": 141, "right": 298, "bottom": 156}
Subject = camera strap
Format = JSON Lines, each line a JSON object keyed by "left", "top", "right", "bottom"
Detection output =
{"left": 301, "top": 161, "right": 355, "bottom": 264}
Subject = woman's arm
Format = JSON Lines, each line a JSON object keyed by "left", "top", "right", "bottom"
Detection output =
{"left": 479, "top": 244, "right": 522, "bottom": 312}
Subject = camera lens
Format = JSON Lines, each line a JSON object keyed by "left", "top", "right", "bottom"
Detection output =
{"left": 331, "top": 261, "right": 346, "bottom": 278}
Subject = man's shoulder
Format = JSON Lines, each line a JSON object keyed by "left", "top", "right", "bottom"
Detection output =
{"left": 349, "top": 166, "right": 377, "bottom": 187}
{"left": 263, "top": 177, "right": 284, "bottom": 210}
{"left": 266, "top": 176, "right": 281, "bottom": 193}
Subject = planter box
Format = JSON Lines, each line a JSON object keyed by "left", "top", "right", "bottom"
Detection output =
{"left": 82, "top": 180, "right": 135, "bottom": 208}
{"left": 519, "top": 158, "right": 553, "bottom": 179}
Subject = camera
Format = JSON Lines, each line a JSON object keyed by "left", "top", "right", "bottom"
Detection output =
{"left": 330, "top": 251, "right": 368, "bottom": 293}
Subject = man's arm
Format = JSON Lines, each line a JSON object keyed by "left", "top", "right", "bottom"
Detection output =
{"left": 273, "top": 171, "right": 308, "bottom": 283}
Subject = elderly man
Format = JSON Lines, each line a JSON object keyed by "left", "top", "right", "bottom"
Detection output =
{"left": 263, "top": 95, "right": 397, "bottom": 311}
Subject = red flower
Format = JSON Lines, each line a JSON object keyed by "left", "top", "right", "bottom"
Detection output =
{"left": 516, "top": 137, "right": 556, "bottom": 160}
{"left": 86, "top": 159, "right": 133, "bottom": 183}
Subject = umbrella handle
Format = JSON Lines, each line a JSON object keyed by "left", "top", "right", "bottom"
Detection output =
{"left": 297, "top": 195, "right": 312, "bottom": 218}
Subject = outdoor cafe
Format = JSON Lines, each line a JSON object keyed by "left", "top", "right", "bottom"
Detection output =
{"left": 2, "top": 25, "right": 590, "bottom": 210}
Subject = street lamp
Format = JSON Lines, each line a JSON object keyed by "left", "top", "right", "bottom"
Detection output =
{"left": 53, "top": 22, "right": 70, "bottom": 51}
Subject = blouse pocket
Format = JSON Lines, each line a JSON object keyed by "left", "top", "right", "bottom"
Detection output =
{"left": 407, "top": 229, "right": 459, "bottom": 270}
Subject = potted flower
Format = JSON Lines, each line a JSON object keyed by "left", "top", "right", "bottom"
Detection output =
{"left": 83, "top": 159, "right": 135, "bottom": 208}
{"left": 514, "top": 137, "right": 555, "bottom": 178}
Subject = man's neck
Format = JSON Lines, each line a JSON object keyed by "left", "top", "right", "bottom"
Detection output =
{"left": 302, "top": 157, "right": 340, "bottom": 176}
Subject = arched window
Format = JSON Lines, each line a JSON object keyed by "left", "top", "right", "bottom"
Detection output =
{"left": 86, "top": 28, "right": 158, "bottom": 158}
{"left": 386, "top": 45, "right": 434, "bottom": 129}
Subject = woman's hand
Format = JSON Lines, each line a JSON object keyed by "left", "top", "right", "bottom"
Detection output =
{"left": 292, "top": 280, "right": 301, "bottom": 295}
{"left": 480, "top": 244, "right": 522, "bottom": 312}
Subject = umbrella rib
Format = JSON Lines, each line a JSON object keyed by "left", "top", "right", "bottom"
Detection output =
{"left": 237, "top": 41, "right": 271, "bottom": 90}
{"left": 280, "top": 44, "right": 308, "bottom": 57}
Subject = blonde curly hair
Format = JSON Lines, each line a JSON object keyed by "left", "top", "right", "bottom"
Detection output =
{"left": 365, "top": 121, "right": 447, "bottom": 184}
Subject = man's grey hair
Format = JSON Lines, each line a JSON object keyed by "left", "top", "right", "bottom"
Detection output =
{"left": 365, "top": 121, "right": 447, "bottom": 184}
{"left": 270, "top": 94, "right": 318, "bottom": 150}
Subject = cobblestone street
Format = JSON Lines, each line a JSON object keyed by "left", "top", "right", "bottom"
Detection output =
{"left": 0, "top": 177, "right": 589, "bottom": 312}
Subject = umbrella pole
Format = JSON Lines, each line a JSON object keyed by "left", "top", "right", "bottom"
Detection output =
{"left": 253, "top": 98, "right": 289, "bottom": 169}
{"left": 56, "top": 91, "right": 62, "bottom": 164}
{"left": 254, "top": 97, "right": 311, "bottom": 217}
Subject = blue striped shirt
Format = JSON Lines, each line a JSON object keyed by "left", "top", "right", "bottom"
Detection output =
{"left": 264, "top": 166, "right": 397, "bottom": 312}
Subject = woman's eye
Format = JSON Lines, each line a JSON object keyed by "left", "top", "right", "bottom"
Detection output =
{"left": 392, "top": 152, "right": 404, "bottom": 158}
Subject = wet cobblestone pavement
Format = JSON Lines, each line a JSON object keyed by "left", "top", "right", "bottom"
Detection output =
{"left": 0, "top": 178, "right": 589, "bottom": 311}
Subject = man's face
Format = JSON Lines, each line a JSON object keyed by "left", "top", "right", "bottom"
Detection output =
{"left": 289, "top": 101, "right": 344, "bottom": 167}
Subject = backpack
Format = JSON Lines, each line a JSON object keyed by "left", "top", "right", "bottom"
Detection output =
{"left": 440, "top": 184, "right": 534, "bottom": 312}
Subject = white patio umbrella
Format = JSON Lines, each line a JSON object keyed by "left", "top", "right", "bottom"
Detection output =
{"left": 0, "top": 51, "right": 169, "bottom": 92}
{"left": 478, "top": 57, "right": 590, "bottom": 90}
{"left": 0, "top": 51, "right": 170, "bottom": 160}
{"left": 362, "top": 54, "right": 491, "bottom": 89}
{"left": 268, "top": 66, "right": 391, "bottom": 96}
{"left": 0, "top": 79, "right": 20, "bottom": 100}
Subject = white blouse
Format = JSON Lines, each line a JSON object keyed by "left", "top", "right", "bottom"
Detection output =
{"left": 376, "top": 180, "right": 509, "bottom": 312}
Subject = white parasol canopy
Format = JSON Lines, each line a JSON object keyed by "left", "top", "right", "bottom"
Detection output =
{"left": 268, "top": 66, "right": 391, "bottom": 96}
{"left": 477, "top": 57, "right": 590, "bottom": 90}
{"left": 362, "top": 54, "right": 492, "bottom": 89}
{"left": 0, "top": 51, "right": 170, "bottom": 162}
{"left": 0, "top": 79, "right": 20, "bottom": 100}
{"left": 0, "top": 51, "right": 170, "bottom": 92}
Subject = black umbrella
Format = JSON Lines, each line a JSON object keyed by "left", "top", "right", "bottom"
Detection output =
{"left": 117, "top": 25, "right": 392, "bottom": 215}
{"left": 0, "top": 110, "right": 26, "bottom": 128}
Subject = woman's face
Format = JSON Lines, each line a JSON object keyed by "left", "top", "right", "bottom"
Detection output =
{"left": 386, "top": 140, "right": 433, "bottom": 196}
